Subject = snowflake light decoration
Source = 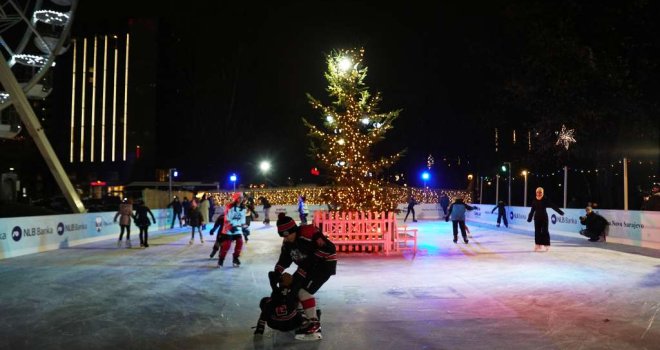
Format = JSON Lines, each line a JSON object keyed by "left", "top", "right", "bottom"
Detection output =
{"left": 555, "top": 124, "right": 576, "bottom": 150}
{"left": 427, "top": 154, "right": 434, "bottom": 170}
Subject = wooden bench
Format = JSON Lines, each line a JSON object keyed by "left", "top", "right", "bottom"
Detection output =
{"left": 314, "top": 211, "right": 395, "bottom": 254}
{"left": 394, "top": 225, "right": 418, "bottom": 253}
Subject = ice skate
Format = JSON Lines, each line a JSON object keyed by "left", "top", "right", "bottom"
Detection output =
{"left": 295, "top": 318, "right": 322, "bottom": 341}
{"left": 233, "top": 257, "right": 241, "bottom": 267}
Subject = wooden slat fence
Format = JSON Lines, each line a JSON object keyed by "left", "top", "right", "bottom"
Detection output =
{"left": 313, "top": 211, "right": 396, "bottom": 254}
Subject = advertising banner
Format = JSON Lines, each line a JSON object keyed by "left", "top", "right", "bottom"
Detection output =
{"left": 0, "top": 209, "right": 169, "bottom": 259}
{"left": 2, "top": 204, "right": 658, "bottom": 259}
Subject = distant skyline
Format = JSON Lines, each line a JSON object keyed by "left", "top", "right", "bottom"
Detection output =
{"left": 3, "top": 1, "right": 656, "bottom": 205}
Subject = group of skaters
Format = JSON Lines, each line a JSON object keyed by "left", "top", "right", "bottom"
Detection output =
{"left": 113, "top": 198, "right": 157, "bottom": 248}
{"left": 406, "top": 186, "right": 607, "bottom": 252}
{"left": 113, "top": 191, "right": 336, "bottom": 341}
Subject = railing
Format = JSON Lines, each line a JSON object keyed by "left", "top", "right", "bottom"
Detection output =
{"left": 313, "top": 211, "right": 417, "bottom": 255}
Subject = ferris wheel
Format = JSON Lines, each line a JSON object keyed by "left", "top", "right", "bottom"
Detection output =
{"left": 0, "top": 0, "right": 78, "bottom": 138}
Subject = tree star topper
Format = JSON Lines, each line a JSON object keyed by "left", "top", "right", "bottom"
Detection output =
{"left": 555, "top": 124, "right": 576, "bottom": 150}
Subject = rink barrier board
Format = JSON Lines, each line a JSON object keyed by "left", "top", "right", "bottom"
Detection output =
{"left": 1, "top": 205, "right": 659, "bottom": 259}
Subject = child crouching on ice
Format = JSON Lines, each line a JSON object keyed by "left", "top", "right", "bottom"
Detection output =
{"left": 253, "top": 272, "right": 322, "bottom": 341}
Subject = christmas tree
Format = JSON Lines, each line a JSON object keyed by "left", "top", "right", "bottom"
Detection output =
{"left": 303, "top": 48, "right": 403, "bottom": 212}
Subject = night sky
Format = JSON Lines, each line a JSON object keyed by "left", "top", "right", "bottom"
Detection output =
{"left": 42, "top": 1, "right": 660, "bottom": 196}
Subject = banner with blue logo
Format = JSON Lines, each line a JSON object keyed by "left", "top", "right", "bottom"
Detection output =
{"left": 1, "top": 209, "right": 170, "bottom": 259}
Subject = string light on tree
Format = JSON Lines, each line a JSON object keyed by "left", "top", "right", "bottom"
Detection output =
{"left": 555, "top": 124, "right": 576, "bottom": 150}
{"left": 303, "top": 48, "right": 404, "bottom": 212}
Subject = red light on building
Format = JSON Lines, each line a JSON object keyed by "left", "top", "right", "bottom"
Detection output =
{"left": 90, "top": 180, "right": 107, "bottom": 186}
{"left": 136, "top": 145, "right": 141, "bottom": 159}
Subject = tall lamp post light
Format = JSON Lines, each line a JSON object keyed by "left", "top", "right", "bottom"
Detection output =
{"left": 501, "top": 162, "right": 512, "bottom": 205}
{"left": 259, "top": 160, "right": 271, "bottom": 186}
{"left": 230, "top": 173, "right": 237, "bottom": 192}
{"left": 168, "top": 168, "right": 178, "bottom": 202}
{"left": 522, "top": 170, "right": 528, "bottom": 207}
{"left": 421, "top": 171, "right": 430, "bottom": 188}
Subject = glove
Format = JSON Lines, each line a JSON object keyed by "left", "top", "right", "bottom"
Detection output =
{"left": 268, "top": 271, "right": 281, "bottom": 291}
{"left": 444, "top": 216, "right": 449, "bottom": 222}
{"left": 253, "top": 320, "right": 265, "bottom": 335}
{"left": 527, "top": 214, "right": 533, "bottom": 223}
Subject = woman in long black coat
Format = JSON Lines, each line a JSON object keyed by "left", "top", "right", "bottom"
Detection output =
{"left": 527, "top": 187, "right": 564, "bottom": 251}
{"left": 134, "top": 200, "right": 156, "bottom": 248}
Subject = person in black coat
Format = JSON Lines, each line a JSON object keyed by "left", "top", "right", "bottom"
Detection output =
{"left": 134, "top": 200, "right": 156, "bottom": 248}
{"left": 491, "top": 200, "right": 508, "bottom": 228}
{"left": 187, "top": 200, "right": 204, "bottom": 244}
{"left": 439, "top": 194, "right": 450, "bottom": 216}
{"left": 579, "top": 207, "right": 608, "bottom": 241}
{"left": 253, "top": 272, "right": 307, "bottom": 336}
{"left": 167, "top": 196, "right": 183, "bottom": 229}
{"left": 527, "top": 187, "right": 564, "bottom": 251}
{"left": 404, "top": 195, "right": 418, "bottom": 222}
{"left": 259, "top": 196, "right": 272, "bottom": 224}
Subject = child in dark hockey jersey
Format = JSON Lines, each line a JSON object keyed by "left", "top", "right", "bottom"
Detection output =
{"left": 270, "top": 213, "right": 337, "bottom": 340}
{"left": 253, "top": 272, "right": 308, "bottom": 336}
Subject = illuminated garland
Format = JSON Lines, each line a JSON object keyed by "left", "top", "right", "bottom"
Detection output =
{"left": 210, "top": 187, "right": 472, "bottom": 206}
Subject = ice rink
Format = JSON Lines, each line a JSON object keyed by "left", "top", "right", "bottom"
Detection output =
{"left": 1, "top": 219, "right": 659, "bottom": 349}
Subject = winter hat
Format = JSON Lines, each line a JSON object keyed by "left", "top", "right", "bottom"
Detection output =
{"left": 231, "top": 192, "right": 242, "bottom": 202}
{"left": 276, "top": 212, "right": 298, "bottom": 237}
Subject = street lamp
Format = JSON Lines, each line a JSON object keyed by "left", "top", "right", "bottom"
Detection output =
{"left": 230, "top": 173, "right": 237, "bottom": 191}
{"left": 168, "top": 168, "right": 178, "bottom": 201}
{"left": 259, "top": 160, "right": 271, "bottom": 186}
{"left": 522, "top": 170, "right": 528, "bottom": 207}
{"left": 502, "top": 162, "right": 512, "bottom": 205}
{"left": 421, "top": 171, "right": 430, "bottom": 188}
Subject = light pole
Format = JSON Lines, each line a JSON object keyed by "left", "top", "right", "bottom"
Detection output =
{"left": 230, "top": 173, "right": 237, "bottom": 192}
{"left": 421, "top": 171, "right": 430, "bottom": 188}
{"left": 522, "top": 170, "right": 528, "bottom": 207}
{"left": 495, "top": 174, "right": 500, "bottom": 204}
{"left": 168, "top": 168, "right": 178, "bottom": 201}
{"left": 502, "top": 162, "right": 512, "bottom": 205}
{"left": 259, "top": 160, "right": 271, "bottom": 185}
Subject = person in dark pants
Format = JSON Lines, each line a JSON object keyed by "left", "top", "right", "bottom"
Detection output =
{"left": 187, "top": 200, "right": 204, "bottom": 245}
{"left": 181, "top": 197, "right": 191, "bottom": 226}
{"left": 134, "top": 200, "right": 156, "bottom": 248}
{"left": 445, "top": 197, "right": 477, "bottom": 243}
{"left": 259, "top": 196, "right": 272, "bottom": 224}
{"left": 491, "top": 200, "right": 508, "bottom": 228}
{"left": 404, "top": 195, "right": 418, "bottom": 222}
{"left": 209, "top": 212, "right": 225, "bottom": 258}
{"left": 579, "top": 207, "right": 608, "bottom": 242}
{"left": 114, "top": 198, "right": 134, "bottom": 248}
{"left": 439, "top": 194, "right": 450, "bottom": 216}
{"left": 527, "top": 187, "right": 564, "bottom": 252}
{"left": 167, "top": 196, "right": 183, "bottom": 228}
{"left": 253, "top": 272, "right": 311, "bottom": 338}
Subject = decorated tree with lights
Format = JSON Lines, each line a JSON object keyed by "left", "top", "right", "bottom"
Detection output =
{"left": 303, "top": 48, "right": 403, "bottom": 212}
